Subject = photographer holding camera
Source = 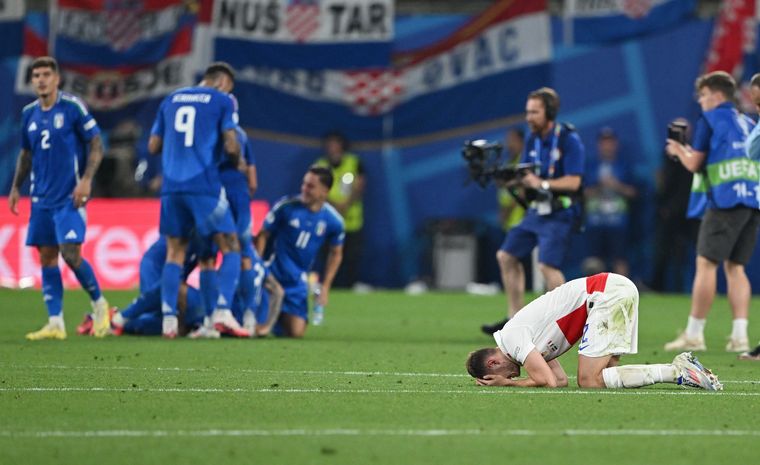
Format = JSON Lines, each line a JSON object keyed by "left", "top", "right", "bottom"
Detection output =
{"left": 664, "top": 71, "right": 760, "bottom": 353}
{"left": 482, "top": 87, "right": 585, "bottom": 335}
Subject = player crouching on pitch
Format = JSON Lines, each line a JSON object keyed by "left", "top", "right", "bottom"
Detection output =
{"left": 466, "top": 273, "right": 722, "bottom": 391}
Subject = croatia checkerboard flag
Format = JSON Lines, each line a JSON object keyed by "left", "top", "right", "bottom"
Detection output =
{"left": 285, "top": 0, "right": 321, "bottom": 43}
{"left": 105, "top": 0, "right": 144, "bottom": 52}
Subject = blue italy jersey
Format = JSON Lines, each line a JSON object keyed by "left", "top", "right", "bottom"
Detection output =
{"left": 219, "top": 126, "right": 255, "bottom": 195}
{"left": 522, "top": 123, "right": 585, "bottom": 180}
{"left": 263, "top": 196, "right": 345, "bottom": 286}
{"left": 21, "top": 92, "right": 100, "bottom": 208}
{"left": 150, "top": 86, "right": 236, "bottom": 195}
{"left": 688, "top": 102, "right": 758, "bottom": 218}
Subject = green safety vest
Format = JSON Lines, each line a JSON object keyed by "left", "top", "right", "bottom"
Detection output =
{"left": 316, "top": 154, "right": 363, "bottom": 232}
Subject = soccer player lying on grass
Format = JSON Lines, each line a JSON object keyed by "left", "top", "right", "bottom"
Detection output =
{"left": 466, "top": 273, "right": 723, "bottom": 390}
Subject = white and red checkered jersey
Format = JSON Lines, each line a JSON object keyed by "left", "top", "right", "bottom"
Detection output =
{"left": 493, "top": 273, "right": 611, "bottom": 364}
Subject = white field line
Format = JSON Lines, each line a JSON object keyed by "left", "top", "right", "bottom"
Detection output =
{"left": 1, "top": 364, "right": 759, "bottom": 384}
{"left": 0, "top": 428, "right": 759, "bottom": 438}
{"left": 0, "top": 386, "right": 758, "bottom": 396}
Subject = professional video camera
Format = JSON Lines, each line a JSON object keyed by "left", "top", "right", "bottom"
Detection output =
{"left": 461, "top": 139, "right": 535, "bottom": 188}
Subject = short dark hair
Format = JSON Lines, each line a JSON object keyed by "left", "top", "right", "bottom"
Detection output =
{"left": 465, "top": 348, "right": 497, "bottom": 379}
{"left": 751, "top": 73, "right": 760, "bottom": 89}
{"left": 695, "top": 71, "right": 735, "bottom": 100}
{"left": 308, "top": 165, "right": 334, "bottom": 190}
{"left": 204, "top": 62, "right": 235, "bottom": 82}
{"left": 31, "top": 56, "right": 58, "bottom": 73}
{"left": 527, "top": 87, "right": 560, "bottom": 121}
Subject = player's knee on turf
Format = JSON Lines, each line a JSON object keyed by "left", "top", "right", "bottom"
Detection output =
{"left": 60, "top": 244, "right": 82, "bottom": 268}
{"left": 577, "top": 369, "right": 605, "bottom": 388}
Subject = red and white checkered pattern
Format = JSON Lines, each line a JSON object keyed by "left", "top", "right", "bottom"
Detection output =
{"left": 285, "top": 1, "right": 320, "bottom": 43}
{"left": 105, "top": 0, "right": 143, "bottom": 52}
{"left": 343, "top": 70, "right": 405, "bottom": 116}
{"left": 622, "top": 0, "right": 653, "bottom": 19}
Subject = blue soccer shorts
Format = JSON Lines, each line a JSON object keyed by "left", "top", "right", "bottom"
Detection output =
{"left": 26, "top": 202, "right": 87, "bottom": 246}
{"left": 280, "top": 280, "right": 309, "bottom": 321}
{"left": 160, "top": 191, "right": 236, "bottom": 239}
{"left": 501, "top": 209, "right": 576, "bottom": 269}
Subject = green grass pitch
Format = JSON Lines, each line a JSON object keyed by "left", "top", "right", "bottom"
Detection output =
{"left": 1, "top": 288, "right": 760, "bottom": 465}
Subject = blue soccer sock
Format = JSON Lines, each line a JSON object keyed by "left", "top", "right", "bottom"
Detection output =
{"left": 41, "top": 266, "right": 63, "bottom": 317}
{"left": 238, "top": 267, "right": 255, "bottom": 312}
{"left": 121, "top": 286, "right": 161, "bottom": 320}
{"left": 161, "top": 263, "right": 182, "bottom": 317}
{"left": 72, "top": 259, "right": 102, "bottom": 301}
{"left": 200, "top": 269, "right": 219, "bottom": 317}
{"left": 216, "top": 251, "right": 241, "bottom": 311}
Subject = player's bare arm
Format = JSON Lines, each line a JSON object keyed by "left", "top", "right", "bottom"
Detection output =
{"left": 148, "top": 134, "right": 163, "bottom": 154}
{"left": 519, "top": 350, "right": 560, "bottom": 387}
{"left": 254, "top": 230, "right": 269, "bottom": 257}
{"left": 548, "top": 359, "right": 569, "bottom": 387}
{"left": 9, "top": 148, "right": 31, "bottom": 215}
{"left": 73, "top": 134, "right": 103, "bottom": 207}
{"left": 318, "top": 244, "right": 343, "bottom": 307}
{"left": 247, "top": 164, "right": 258, "bottom": 197}
{"left": 223, "top": 128, "right": 242, "bottom": 168}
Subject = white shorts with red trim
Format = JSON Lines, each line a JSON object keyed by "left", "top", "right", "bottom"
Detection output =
{"left": 577, "top": 273, "right": 639, "bottom": 358}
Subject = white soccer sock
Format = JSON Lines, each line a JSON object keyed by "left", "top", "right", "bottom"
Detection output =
{"left": 685, "top": 316, "right": 706, "bottom": 339}
{"left": 48, "top": 315, "right": 65, "bottom": 329}
{"left": 602, "top": 365, "right": 678, "bottom": 388}
{"left": 731, "top": 318, "right": 748, "bottom": 341}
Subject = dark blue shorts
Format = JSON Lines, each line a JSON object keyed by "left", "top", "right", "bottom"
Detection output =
{"left": 26, "top": 202, "right": 87, "bottom": 246}
{"left": 281, "top": 280, "right": 308, "bottom": 321}
{"left": 500, "top": 209, "right": 576, "bottom": 268}
{"left": 160, "top": 192, "right": 236, "bottom": 239}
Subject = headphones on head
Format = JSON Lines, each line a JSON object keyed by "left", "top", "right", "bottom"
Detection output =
{"left": 532, "top": 88, "right": 559, "bottom": 121}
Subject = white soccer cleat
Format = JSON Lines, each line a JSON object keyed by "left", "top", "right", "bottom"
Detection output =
{"left": 188, "top": 319, "right": 220, "bottom": 339}
{"left": 672, "top": 352, "right": 723, "bottom": 391}
{"left": 162, "top": 315, "right": 178, "bottom": 339}
{"left": 212, "top": 309, "right": 250, "bottom": 338}
{"left": 90, "top": 297, "right": 111, "bottom": 338}
{"left": 664, "top": 332, "right": 706, "bottom": 351}
{"left": 725, "top": 337, "right": 749, "bottom": 353}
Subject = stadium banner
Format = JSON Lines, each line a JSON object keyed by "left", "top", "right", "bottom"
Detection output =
{"left": 0, "top": 198, "right": 269, "bottom": 289}
{"left": 0, "top": 0, "right": 24, "bottom": 58}
{"left": 563, "top": 0, "right": 697, "bottom": 44}
{"left": 213, "top": 0, "right": 394, "bottom": 69}
{"left": 15, "top": 0, "right": 198, "bottom": 112}
{"left": 231, "top": 0, "right": 550, "bottom": 137}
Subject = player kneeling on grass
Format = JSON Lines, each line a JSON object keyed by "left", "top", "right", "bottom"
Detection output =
{"left": 466, "top": 273, "right": 723, "bottom": 391}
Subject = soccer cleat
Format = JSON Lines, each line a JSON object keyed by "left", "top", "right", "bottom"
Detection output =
{"left": 242, "top": 310, "right": 257, "bottom": 337}
{"left": 725, "top": 337, "right": 749, "bottom": 353}
{"left": 26, "top": 323, "right": 67, "bottom": 341}
{"left": 672, "top": 352, "right": 723, "bottom": 391}
{"left": 737, "top": 344, "right": 760, "bottom": 361}
{"left": 77, "top": 313, "right": 93, "bottom": 335}
{"left": 109, "top": 308, "right": 124, "bottom": 336}
{"left": 90, "top": 298, "right": 111, "bottom": 338}
{"left": 481, "top": 317, "right": 509, "bottom": 336}
{"left": 664, "top": 332, "right": 706, "bottom": 351}
{"left": 162, "top": 315, "right": 178, "bottom": 339}
{"left": 188, "top": 323, "right": 220, "bottom": 339}
{"left": 212, "top": 309, "right": 251, "bottom": 338}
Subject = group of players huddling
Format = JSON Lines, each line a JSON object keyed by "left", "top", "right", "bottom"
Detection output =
{"left": 12, "top": 57, "right": 344, "bottom": 340}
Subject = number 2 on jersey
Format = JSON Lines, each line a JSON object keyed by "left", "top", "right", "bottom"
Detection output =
{"left": 41, "top": 129, "right": 51, "bottom": 149}
{"left": 174, "top": 106, "right": 196, "bottom": 147}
